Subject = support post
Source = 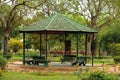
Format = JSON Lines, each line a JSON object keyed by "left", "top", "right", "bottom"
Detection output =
{"left": 45, "top": 31, "right": 48, "bottom": 66}
{"left": 91, "top": 34, "right": 95, "bottom": 67}
{"left": 85, "top": 33, "right": 87, "bottom": 57}
{"left": 46, "top": 32, "right": 48, "bottom": 60}
{"left": 76, "top": 32, "right": 79, "bottom": 61}
{"left": 40, "top": 32, "right": 42, "bottom": 57}
{"left": 64, "top": 32, "right": 67, "bottom": 54}
{"left": 23, "top": 33, "right": 25, "bottom": 65}
{"left": 85, "top": 33, "right": 87, "bottom": 63}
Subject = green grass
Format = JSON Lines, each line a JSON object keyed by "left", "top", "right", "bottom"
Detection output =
{"left": 10, "top": 55, "right": 62, "bottom": 62}
{"left": 87, "top": 58, "right": 114, "bottom": 65}
{"left": 11, "top": 56, "right": 22, "bottom": 60}
{"left": 1, "top": 71, "right": 79, "bottom": 80}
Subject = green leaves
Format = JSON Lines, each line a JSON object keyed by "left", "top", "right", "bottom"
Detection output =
{"left": 98, "top": 22, "right": 120, "bottom": 54}
{"left": 83, "top": 71, "right": 120, "bottom": 80}
{"left": 8, "top": 38, "right": 23, "bottom": 53}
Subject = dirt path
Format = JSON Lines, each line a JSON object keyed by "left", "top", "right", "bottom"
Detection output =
{"left": 7, "top": 61, "right": 120, "bottom": 73}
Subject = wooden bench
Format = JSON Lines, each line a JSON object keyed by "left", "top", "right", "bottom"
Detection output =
{"left": 61, "top": 55, "right": 76, "bottom": 63}
{"left": 32, "top": 56, "right": 50, "bottom": 65}
{"left": 25, "top": 56, "right": 34, "bottom": 65}
{"left": 72, "top": 57, "right": 86, "bottom": 66}
{"left": 25, "top": 56, "right": 50, "bottom": 66}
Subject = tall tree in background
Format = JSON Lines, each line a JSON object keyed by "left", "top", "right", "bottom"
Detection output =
{"left": 0, "top": 0, "right": 46, "bottom": 56}
{"left": 38, "top": 0, "right": 72, "bottom": 16}
{"left": 69, "top": 0, "right": 120, "bottom": 55}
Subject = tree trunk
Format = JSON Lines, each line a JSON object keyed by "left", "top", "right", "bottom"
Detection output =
{"left": 87, "top": 40, "right": 92, "bottom": 56}
{"left": 3, "top": 26, "right": 10, "bottom": 57}
{"left": 86, "top": 34, "right": 93, "bottom": 56}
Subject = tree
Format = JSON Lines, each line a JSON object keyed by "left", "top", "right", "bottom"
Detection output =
{"left": 68, "top": 0, "right": 120, "bottom": 55}
{"left": 0, "top": 0, "right": 46, "bottom": 56}
{"left": 98, "top": 22, "right": 120, "bottom": 56}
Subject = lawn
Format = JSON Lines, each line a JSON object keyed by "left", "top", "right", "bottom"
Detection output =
{"left": 1, "top": 71, "right": 79, "bottom": 80}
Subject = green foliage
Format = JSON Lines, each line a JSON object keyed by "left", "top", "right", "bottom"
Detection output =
{"left": 98, "top": 22, "right": 120, "bottom": 55}
{"left": 14, "top": 51, "right": 39, "bottom": 57}
{"left": 25, "top": 34, "right": 40, "bottom": 50}
{"left": 104, "top": 43, "right": 120, "bottom": 56}
{"left": 0, "top": 70, "right": 3, "bottom": 78}
{"left": 14, "top": 52, "right": 23, "bottom": 57}
{"left": 83, "top": 71, "right": 120, "bottom": 80}
{"left": 66, "top": 13, "right": 86, "bottom": 25}
{"left": 107, "top": 43, "right": 116, "bottom": 55}
{"left": 8, "top": 38, "right": 23, "bottom": 53}
{"left": 114, "top": 56, "right": 120, "bottom": 64}
{"left": 0, "top": 56, "right": 7, "bottom": 70}
{"left": 116, "top": 43, "right": 120, "bottom": 54}
{"left": 0, "top": 3, "right": 11, "bottom": 15}
{"left": 4, "top": 53, "right": 12, "bottom": 60}
{"left": 89, "top": 71, "right": 105, "bottom": 80}
{"left": 0, "top": 51, "right": 2, "bottom": 56}
{"left": 0, "top": 27, "right": 3, "bottom": 39}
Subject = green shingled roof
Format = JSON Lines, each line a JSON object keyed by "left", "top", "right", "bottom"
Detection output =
{"left": 20, "top": 13, "right": 97, "bottom": 33}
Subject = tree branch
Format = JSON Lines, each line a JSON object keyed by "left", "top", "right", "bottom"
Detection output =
{"left": 0, "top": 14, "right": 6, "bottom": 28}
{"left": 98, "top": 17, "right": 118, "bottom": 30}
{"left": 7, "top": 1, "right": 28, "bottom": 23}
{"left": 78, "top": 0, "right": 91, "bottom": 25}
{"left": 12, "top": 14, "right": 25, "bottom": 26}
{"left": 7, "top": 0, "right": 46, "bottom": 24}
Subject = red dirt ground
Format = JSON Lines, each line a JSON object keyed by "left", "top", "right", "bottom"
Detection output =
{"left": 7, "top": 61, "right": 120, "bottom": 73}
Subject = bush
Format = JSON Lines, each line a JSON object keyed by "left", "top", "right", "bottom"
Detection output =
{"left": 114, "top": 56, "right": 120, "bottom": 64}
{"left": 0, "top": 70, "right": 3, "bottom": 78}
{"left": 116, "top": 43, "right": 120, "bottom": 55}
{"left": 88, "top": 71, "right": 105, "bottom": 80}
{"left": 82, "top": 71, "right": 119, "bottom": 80}
{"left": 0, "top": 51, "right": 2, "bottom": 56}
{"left": 0, "top": 52, "right": 12, "bottom": 59}
{"left": 94, "top": 56, "right": 112, "bottom": 59}
{"left": 0, "top": 56, "right": 7, "bottom": 70}
{"left": 5, "top": 53, "right": 12, "bottom": 60}
{"left": 8, "top": 38, "right": 23, "bottom": 53}
{"left": 15, "top": 52, "right": 23, "bottom": 57}
{"left": 105, "top": 73, "right": 120, "bottom": 80}
{"left": 15, "top": 52, "right": 39, "bottom": 57}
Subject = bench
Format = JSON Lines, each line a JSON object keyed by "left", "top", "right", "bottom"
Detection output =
{"left": 25, "top": 56, "right": 50, "bottom": 66}
{"left": 72, "top": 57, "right": 86, "bottom": 66}
{"left": 25, "top": 56, "right": 34, "bottom": 65}
{"left": 32, "top": 56, "right": 50, "bottom": 65}
{"left": 61, "top": 55, "right": 76, "bottom": 63}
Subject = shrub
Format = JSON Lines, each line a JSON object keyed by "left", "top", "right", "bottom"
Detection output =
{"left": 116, "top": 43, "right": 120, "bottom": 55}
{"left": 105, "top": 73, "right": 120, "bottom": 80}
{"left": 8, "top": 38, "right": 23, "bottom": 53}
{"left": 88, "top": 71, "right": 105, "bottom": 80}
{"left": 5, "top": 53, "right": 12, "bottom": 60}
{"left": 82, "top": 71, "right": 119, "bottom": 80}
{"left": 0, "top": 56, "right": 7, "bottom": 70}
{"left": 15, "top": 52, "right": 39, "bottom": 57}
{"left": 0, "top": 51, "right": 2, "bottom": 56}
{"left": 114, "top": 56, "right": 120, "bottom": 64}
{"left": 15, "top": 52, "right": 23, "bottom": 57}
{"left": 0, "top": 70, "right": 3, "bottom": 78}
{"left": 0, "top": 52, "right": 12, "bottom": 59}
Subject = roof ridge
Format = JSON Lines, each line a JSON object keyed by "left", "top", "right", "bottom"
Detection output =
{"left": 45, "top": 14, "right": 57, "bottom": 30}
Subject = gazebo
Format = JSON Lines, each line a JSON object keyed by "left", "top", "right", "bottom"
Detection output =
{"left": 20, "top": 13, "right": 97, "bottom": 66}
